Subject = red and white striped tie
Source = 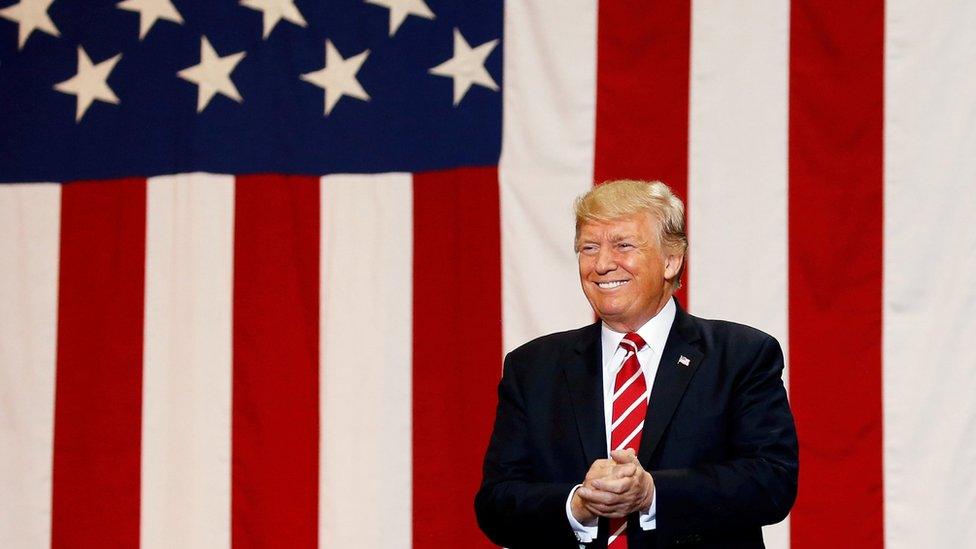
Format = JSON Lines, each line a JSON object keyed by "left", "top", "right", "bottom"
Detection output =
{"left": 608, "top": 332, "right": 649, "bottom": 548}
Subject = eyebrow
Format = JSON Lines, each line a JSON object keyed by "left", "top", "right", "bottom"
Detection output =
{"left": 608, "top": 233, "right": 636, "bottom": 242}
{"left": 578, "top": 232, "right": 639, "bottom": 243}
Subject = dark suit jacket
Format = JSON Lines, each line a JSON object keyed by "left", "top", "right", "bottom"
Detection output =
{"left": 475, "top": 302, "right": 798, "bottom": 548}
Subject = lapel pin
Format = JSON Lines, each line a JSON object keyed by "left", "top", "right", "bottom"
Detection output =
{"left": 678, "top": 355, "right": 691, "bottom": 366}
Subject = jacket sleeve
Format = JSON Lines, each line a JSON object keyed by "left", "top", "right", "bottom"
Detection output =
{"left": 651, "top": 334, "right": 799, "bottom": 536}
{"left": 474, "top": 353, "right": 580, "bottom": 548}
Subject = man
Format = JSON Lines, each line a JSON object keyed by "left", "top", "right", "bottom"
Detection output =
{"left": 475, "top": 180, "right": 798, "bottom": 548}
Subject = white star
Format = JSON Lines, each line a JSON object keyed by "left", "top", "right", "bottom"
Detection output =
{"left": 0, "top": 0, "right": 60, "bottom": 50}
{"left": 301, "top": 40, "right": 370, "bottom": 116}
{"left": 428, "top": 28, "right": 498, "bottom": 106}
{"left": 117, "top": 0, "right": 184, "bottom": 40}
{"left": 365, "top": 0, "right": 434, "bottom": 36}
{"left": 240, "top": 0, "right": 307, "bottom": 39}
{"left": 53, "top": 47, "right": 122, "bottom": 122}
{"left": 177, "top": 36, "right": 246, "bottom": 112}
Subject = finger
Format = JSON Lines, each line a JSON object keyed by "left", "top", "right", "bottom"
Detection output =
{"left": 576, "top": 486, "right": 616, "bottom": 505}
{"left": 577, "top": 486, "right": 632, "bottom": 506}
{"left": 590, "top": 476, "right": 633, "bottom": 494}
{"left": 584, "top": 465, "right": 635, "bottom": 491}
{"left": 608, "top": 463, "right": 637, "bottom": 479}
{"left": 583, "top": 501, "right": 633, "bottom": 518}
{"left": 609, "top": 448, "right": 639, "bottom": 464}
{"left": 576, "top": 486, "right": 610, "bottom": 504}
{"left": 586, "top": 497, "right": 640, "bottom": 513}
{"left": 585, "top": 468, "right": 614, "bottom": 482}
{"left": 586, "top": 464, "right": 629, "bottom": 484}
{"left": 584, "top": 459, "right": 615, "bottom": 479}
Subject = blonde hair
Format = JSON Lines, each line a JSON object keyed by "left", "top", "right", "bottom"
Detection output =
{"left": 574, "top": 179, "right": 688, "bottom": 288}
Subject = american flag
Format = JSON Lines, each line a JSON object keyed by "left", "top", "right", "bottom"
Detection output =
{"left": 2, "top": 0, "right": 975, "bottom": 548}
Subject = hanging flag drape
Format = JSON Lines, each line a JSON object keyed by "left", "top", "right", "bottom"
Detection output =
{"left": 2, "top": 1, "right": 975, "bottom": 548}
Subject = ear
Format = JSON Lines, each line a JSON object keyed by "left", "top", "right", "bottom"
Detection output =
{"left": 663, "top": 253, "right": 683, "bottom": 281}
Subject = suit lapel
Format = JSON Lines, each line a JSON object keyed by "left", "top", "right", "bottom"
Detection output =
{"left": 638, "top": 304, "right": 703, "bottom": 464}
{"left": 562, "top": 322, "right": 607, "bottom": 465}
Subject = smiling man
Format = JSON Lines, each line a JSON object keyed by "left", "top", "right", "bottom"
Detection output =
{"left": 475, "top": 180, "right": 798, "bottom": 548}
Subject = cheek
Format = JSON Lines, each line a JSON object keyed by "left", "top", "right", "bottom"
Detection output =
{"left": 578, "top": 258, "right": 594, "bottom": 277}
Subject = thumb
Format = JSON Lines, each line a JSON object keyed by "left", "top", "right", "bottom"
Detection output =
{"left": 610, "top": 448, "right": 638, "bottom": 464}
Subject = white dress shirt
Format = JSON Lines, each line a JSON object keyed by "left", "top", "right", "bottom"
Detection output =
{"left": 565, "top": 297, "right": 677, "bottom": 544}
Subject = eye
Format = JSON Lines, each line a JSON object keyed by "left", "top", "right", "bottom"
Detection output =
{"left": 580, "top": 244, "right": 598, "bottom": 254}
{"left": 616, "top": 242, "right": 634, "bottom": 251}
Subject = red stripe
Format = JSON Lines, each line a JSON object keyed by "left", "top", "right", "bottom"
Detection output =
{"left": 612, "top": 382, "right": 646, "bottom": 419}
{"left": 789, "top": 2, "right": 885, "bottom": 546}
{"left": 611, "top": 405, "right": 645, "bottom": 446}
{"left": 594, "top": 0, "right": 692, "bottom": 306}
{"left": 233, "top": 175, "right": 319, "bottom": 548}
{"left": 412, "top": 167, "right": 501, "bottom": 548}
{"left": 51, "top": 179, "right": 146, "bottom": 547}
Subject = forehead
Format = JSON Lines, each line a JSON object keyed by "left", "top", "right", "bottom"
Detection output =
{"left": 578, "top": 213, "right": 655, "bottom": 239}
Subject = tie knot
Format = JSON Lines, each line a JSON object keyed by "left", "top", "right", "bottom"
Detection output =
{"left": 619, "top": 332, "right": 646, "bottom": 354}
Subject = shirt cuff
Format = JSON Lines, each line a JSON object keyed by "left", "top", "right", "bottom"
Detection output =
{"left": 638, "top": 489, "right": 657, "bottom": 530}
{"left": 565, "top": 484, "right": 599, "bottom": 543}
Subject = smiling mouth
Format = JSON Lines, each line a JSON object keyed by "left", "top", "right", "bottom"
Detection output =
{"left": 596, "top": 280, "right": 629, "bottom": 289}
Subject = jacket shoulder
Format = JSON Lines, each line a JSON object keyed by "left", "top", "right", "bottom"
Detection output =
{"left": 682, "top": 313, "right": 784, "bottom": 371}
{"left": 692, "top": 314, "right": 778, "bottom": 346}
{"left": 504, "top": 323, "right": 597, "bottom": 368}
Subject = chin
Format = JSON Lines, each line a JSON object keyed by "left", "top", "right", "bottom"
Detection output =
{"left": 595, "top": 309, "right": 626, "bottom": 321}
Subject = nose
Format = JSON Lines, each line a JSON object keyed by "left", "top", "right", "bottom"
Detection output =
{"left": 594, "top": 246, "right": 617, "bottom": 274}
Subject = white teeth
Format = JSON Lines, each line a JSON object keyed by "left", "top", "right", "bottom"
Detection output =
{"left": 597, "top": 281, "right": 627, "bottom": 289}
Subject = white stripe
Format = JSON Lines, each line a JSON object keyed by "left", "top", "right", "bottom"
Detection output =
{"left": 611, "top": 366, "right": 642, "bottom": 401}
{"left": 619, "top": 339, "right": 639, "bottom": 352}
{"left": 609, "top": 521, "right": 627, "bottom": 542}
{"left": 320, "top": 174, "right": 413, "bottom": 547}
{"left": 141, "top": 174, "right": 233, "bottom": 549}
{"left": 611, "top": 392, "right": 648, "bottom": 432}
{"left": 613, "top": 421, "right": 644, "bottom": 452}
{"left": 500, "top": 0, "right": 597, "bottom": 353}
{"left": 885, "top": 2, "right": 976, "bottom": 547}
{"left": 0, "top": 184, "right": 60, "bottom": 549}
{"left": 688, "top": 2, "right": 791, "bottom": 547}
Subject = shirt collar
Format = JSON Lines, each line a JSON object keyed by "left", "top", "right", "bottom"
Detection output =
{"left": 600, "top": 297, "right": 677, "bottom": 367}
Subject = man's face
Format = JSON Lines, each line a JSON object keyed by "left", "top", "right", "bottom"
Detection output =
{"left": 577, "top": 213, "right": 680, "bottom": 332}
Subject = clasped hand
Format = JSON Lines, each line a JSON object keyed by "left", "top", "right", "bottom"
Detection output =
{"left": 571, "top": 449, "right": 655, "bottom": 522}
